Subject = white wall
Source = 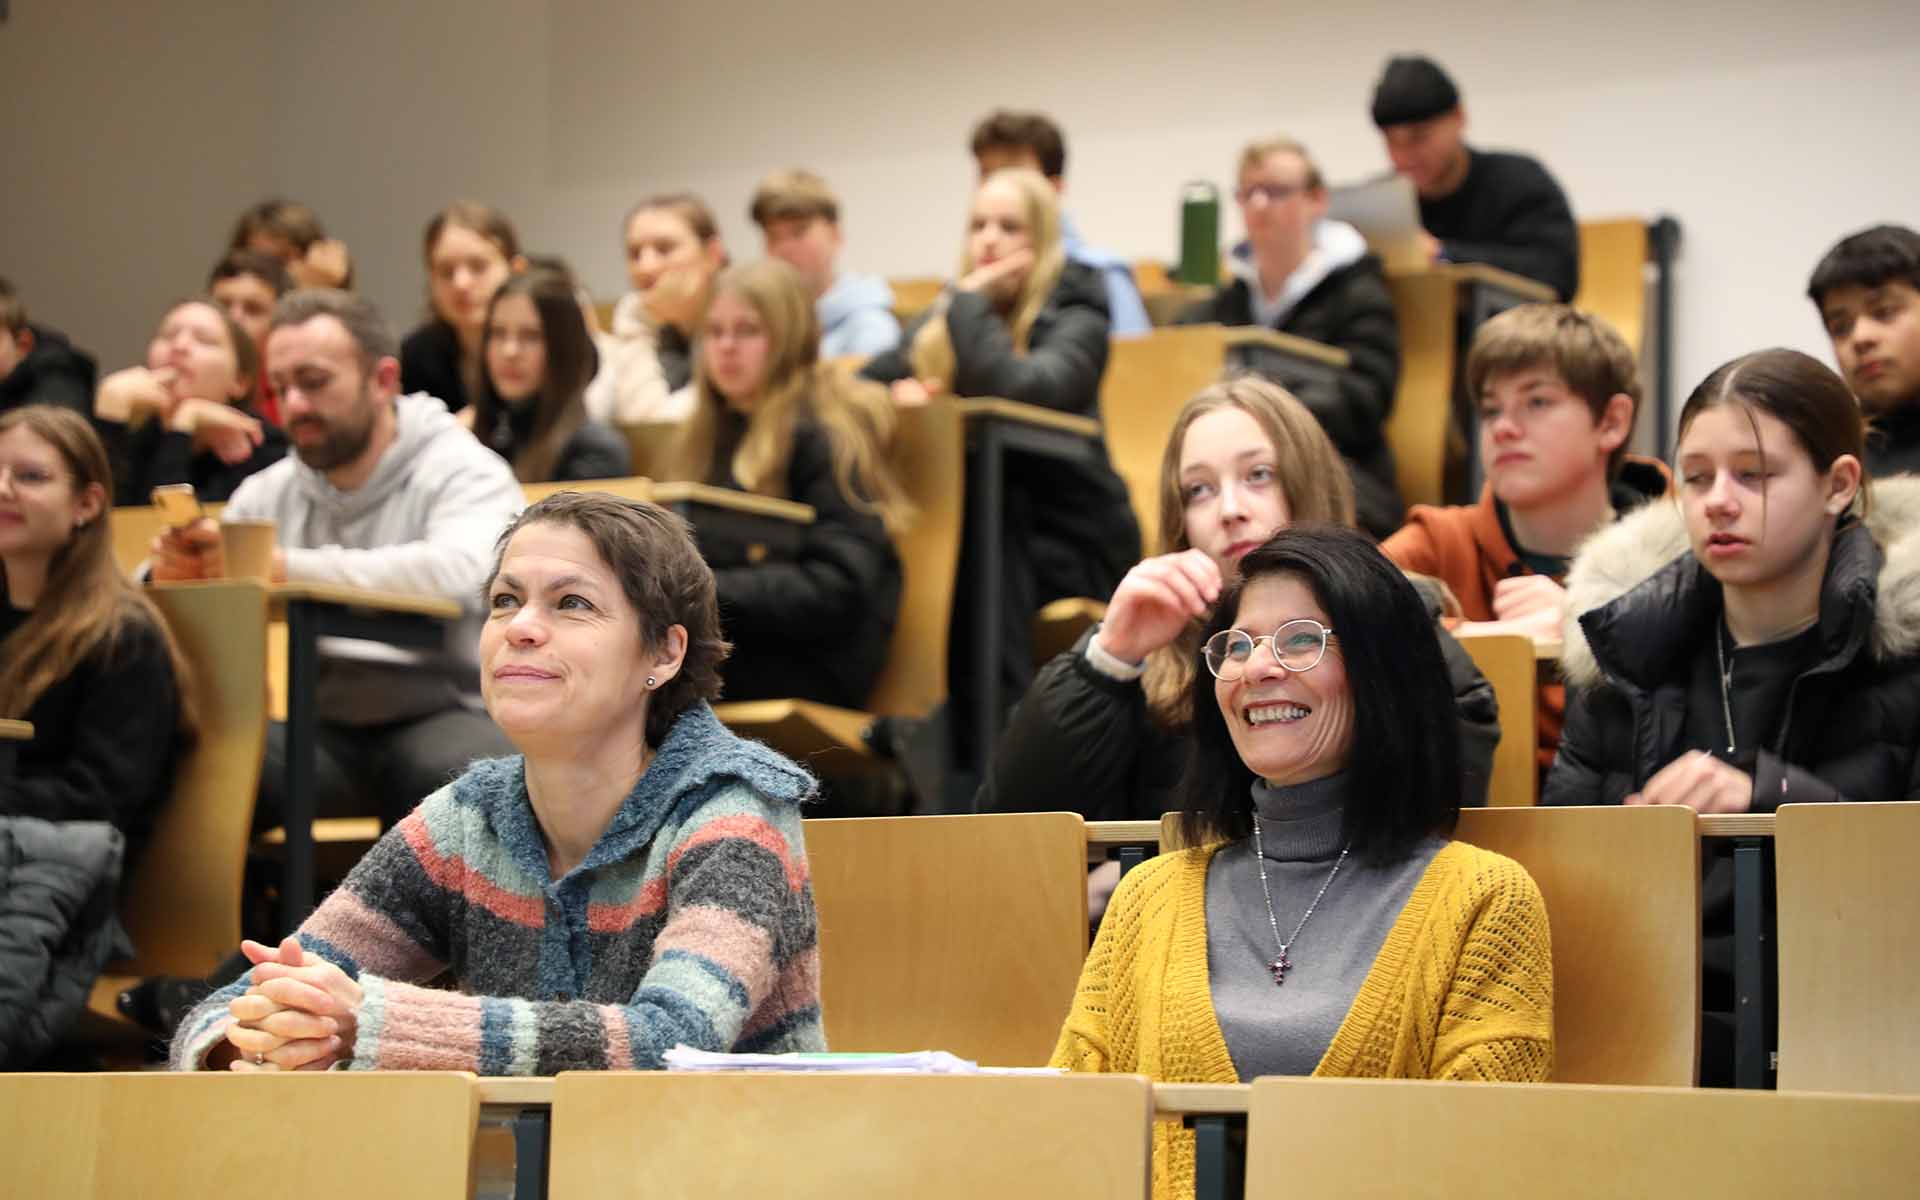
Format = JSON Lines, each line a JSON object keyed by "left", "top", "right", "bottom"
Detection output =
{"left": 6, "top": 0, "right": 1917, "bottom": 424}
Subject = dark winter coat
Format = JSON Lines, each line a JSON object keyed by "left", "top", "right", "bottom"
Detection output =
{"left": 0, "top": 817, "right": 128, "bottom": 1068}
{"left": 1545, "top": 476, "right": 1920, "bottom": 810}
{"left": 1179, "top": 253, "right": 1404, "bottom": 538}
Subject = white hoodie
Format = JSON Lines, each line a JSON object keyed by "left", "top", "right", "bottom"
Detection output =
{"left": 1228, "top": 219, "right": 1370, "bottom": 330}
{"left": 223, "top": 392, "right": 524, "bottom": 724}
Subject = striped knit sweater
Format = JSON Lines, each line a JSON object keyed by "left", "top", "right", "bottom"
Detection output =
{"left": 171, "top": 702, "right": 825, "bottom": 1072}
{"left": 1051, "top": 840, "right": 1553, "bottom": 1200}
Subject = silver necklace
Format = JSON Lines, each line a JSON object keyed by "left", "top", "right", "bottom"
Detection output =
{"left": 1249, "top": 816, "right": 1350, "bottom": 987}
{"left": 1716, "top": 618, "right": 1737, "bottom": 755}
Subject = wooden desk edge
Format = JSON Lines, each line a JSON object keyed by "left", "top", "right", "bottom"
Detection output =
{"left": 1086, "top": 820, "right": 1163, "bottom": 847}
{"left": 1154, "top": 1082, "right": 1251, "bottom": 1115}
{"left": 1697, "top": 813, "right": 1776, "bottom": 837}
{"left": 1220, "top": 327, "right": 1352, "bottom": 369}
{"left": 1444, "top": 262, "right": 1558, "bottom": 301}
{"left": 651, "top": 480, "right": 817, "bottom": 524}
{"left": 0, "top": 719, "right": 32, "bottom": 740}
{"left": 476, "top": 1076, "right": 557, "bottom": 1106}
{"left": 957, "top": 399, "right": 1101, "bottom": 439}
{"left": 273, "top": 582, "right": 464, "bottom": 621}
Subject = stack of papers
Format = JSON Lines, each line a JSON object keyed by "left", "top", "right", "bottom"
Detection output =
{"left": 664, "top": 1046, "right": 1062, "bottom": 1076}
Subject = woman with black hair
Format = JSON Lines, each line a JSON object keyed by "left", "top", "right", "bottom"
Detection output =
{"left": 472, "top": 270, "right": 631, "bottom": 483}
{"left": 1051, "top": 525, "right": 1553, "bottom": 1200}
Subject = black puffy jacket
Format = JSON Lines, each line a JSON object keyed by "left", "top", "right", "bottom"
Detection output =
{"left": 1546, "top": 476, "right": 1920, "bottom": 809}
{"left": 1179, "top": 254, "right": 1403, "bottom": 538}
{"left": 0, "top": 818, "right": 128, "bottom": 1069}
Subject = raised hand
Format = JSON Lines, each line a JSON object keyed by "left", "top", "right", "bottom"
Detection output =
{"left": 94, "top": 366, "right": 179, "bottom": 424}
{"left": 1094, "top": 549, "right": 1224, "bottom": 666}
{"left": 956, "top": 248, "right": 1035, "bottom": 298}
{"left": 293, "top": 238, "right": 352, "bottom": 289}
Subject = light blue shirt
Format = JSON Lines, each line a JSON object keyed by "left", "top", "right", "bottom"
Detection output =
{"left": 1061, "top": 212, "right": 1151, "bottom": 338}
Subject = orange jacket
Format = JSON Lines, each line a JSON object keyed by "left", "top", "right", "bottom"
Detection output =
{"left": 1381, "top": 457, "right": 1670, "bottom": 772}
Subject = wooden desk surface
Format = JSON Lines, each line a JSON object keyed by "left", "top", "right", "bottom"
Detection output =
{"left": 271, "top": 581, "right": 463, "bottom": 621}
{"left": 651, "top": 480, "right": 816, "bottom": 524}
{"left": 1221, "top": 326, "right": 1352, "bottom": 369}
{"left": 958, "top": 398, "right": 1101, "bottom": 439}
{"left": 0, "top": 719, "right": 31, "bottom": 741}
{"left": 1698, "top": 813, "right": 1776, "bottom": 838}
{"left": 1154, "top": 1082, "right": 1250, "bottom": 1115}
{"left": 476, "top": 1076, "right": 556, "bottom": 1106}
{"left": 1438, "top": 262, "right": 1558, "bottom": 302}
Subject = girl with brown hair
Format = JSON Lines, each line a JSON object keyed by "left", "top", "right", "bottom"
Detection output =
{"left": 398, "top": 201, "right": 527, "bottom": 415}
{"left": 667, "top": 259, "right": 908, "bottom": 708}
{"left": 472, "top": 270, "right": 631, "bottom": 483}
{"left": 0, "top": 405, "right": 192, "bottom": 869}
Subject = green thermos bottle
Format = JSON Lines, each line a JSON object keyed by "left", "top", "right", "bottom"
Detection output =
{"left": 1176, "top": 181, "right": 1220, "bottom": 285}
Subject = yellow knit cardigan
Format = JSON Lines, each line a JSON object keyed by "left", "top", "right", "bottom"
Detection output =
{"left": 1049, "top": 839, "right": 1554, "bottom": 1199}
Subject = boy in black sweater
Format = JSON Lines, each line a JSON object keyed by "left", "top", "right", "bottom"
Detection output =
{"left": 1808, "top": 224, "right": 1920, "bottom": 477}
{"left": 1370, "top": 56, "right": 1580, "bottom": 301}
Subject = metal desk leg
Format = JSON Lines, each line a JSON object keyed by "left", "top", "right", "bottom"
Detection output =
{"left": 282, "top": 600, "right": 321, "bottom": 931}
{"left": 1115, "top": 844, "right": 1149, "bottom": 881}
{"left": 969, "top": 421, "right": 1008, "bottom": 804}
{"left": 1189, "top": 1115, "right": 1244, "bottom": 1200}
{"left": 513, "top": 1107, "right": 550, "bottom": 1200}
{"left": 1731, "top": 835, "right": 1777, "bottom": 1089}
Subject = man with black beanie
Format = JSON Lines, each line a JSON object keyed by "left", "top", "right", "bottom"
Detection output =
{"left": 1370, "top": 55, "right": 1580, "bottom": 300}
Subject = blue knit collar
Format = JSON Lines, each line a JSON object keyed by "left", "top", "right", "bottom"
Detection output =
{"left": 454, "top": 701, "right": 815, "bottom": 882}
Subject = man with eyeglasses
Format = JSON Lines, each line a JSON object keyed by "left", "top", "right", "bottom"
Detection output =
{"left": 1179, "top": 136, "right": 1404, "bottom": 538}
{"left": 1371, "top": 55, "right": 1579, "bottom": 301}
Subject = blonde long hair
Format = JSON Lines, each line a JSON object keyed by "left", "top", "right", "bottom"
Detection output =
{"left": 1140, "top": 376, "right": 1355, "bottom": 725}
{"left": 673, "top": 260, "right": 911, "bottom": 534}
{"left": 909, "top": 167, "right": 1067, "bottom": 387}
{"left": 0, "top": 407, "right": 197, "bottom": 733}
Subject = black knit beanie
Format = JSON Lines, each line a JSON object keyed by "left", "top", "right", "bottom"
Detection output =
{"left": 1371, "top": 56, "right": 1460, "bottom": 128}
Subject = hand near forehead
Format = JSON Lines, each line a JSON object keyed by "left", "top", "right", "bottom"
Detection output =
{"left": 1626, "top": 750, "right": 1755, "bottom": 814}
{"left": 957, "top": 248, "right": 1035, "bottom": 296}
{"left": 1095, "top": 549, "right": 1223, "bottom": 665}
{"left": 93, "top": 366, "right": 180, "bottom": 424}
{"left": 292, "top": 239, "right": 352, "bottom": 290}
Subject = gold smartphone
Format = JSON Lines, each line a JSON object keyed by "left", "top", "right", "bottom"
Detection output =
{"left": 150, "top": 483, "right": 203, "bottom": 527}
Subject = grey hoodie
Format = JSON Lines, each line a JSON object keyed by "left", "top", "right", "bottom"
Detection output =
{"left": 816, "top": 272, "right": 900, "bottom": 359}
{"left": 223, "top": 392, "right": 524, "bottom": 725}
{"left": 1228, "top": 219, "right": 1370, "bottom": 330}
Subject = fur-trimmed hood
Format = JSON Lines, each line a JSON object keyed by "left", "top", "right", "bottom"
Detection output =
{"left": 1560, "top": 474, "right": 1920, "bottom": 689}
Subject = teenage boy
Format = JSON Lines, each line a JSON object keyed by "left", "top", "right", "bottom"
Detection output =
{"left": 1383, "top": 304, "right": 1667, "bottom": 770}
{"left": 750, "top": 169, "right": 901, "bottom": 359}
{"left": 969, "top": 110, "right": 1151, "bottom": 336}
{"left": 1807, "top": 224, "right": 1920, "bottom": 477}
{"left": 0, "top": 277, "right": 95, "bottom": 417}
{"left": 1370, "top": 56, "right": 1580, "bottom": 301}
{"left": 209, "top": 249, "right": 293, "bottom": 425}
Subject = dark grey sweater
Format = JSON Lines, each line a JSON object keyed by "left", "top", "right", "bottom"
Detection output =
{"left": 1205, "top": 773, "right": 1444, "bottom": 1078}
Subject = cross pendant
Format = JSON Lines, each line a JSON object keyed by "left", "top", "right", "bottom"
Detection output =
{"left": 1267, "top": 950, "right": 1291, "bottom": 987}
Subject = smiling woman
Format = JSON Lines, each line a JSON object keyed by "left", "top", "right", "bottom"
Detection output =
{"left": 169, "top": 491, "right": 825, "bottom": 1075}
{"left": 1051, "top": 525, "right": 1553, "bottom": 1200}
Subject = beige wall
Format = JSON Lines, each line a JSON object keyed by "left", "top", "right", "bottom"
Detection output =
{"left": 5, "top": 0, "right": 1917, "bottom": 416}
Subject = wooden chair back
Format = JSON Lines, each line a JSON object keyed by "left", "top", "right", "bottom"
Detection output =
{"left": 1776, "top": 801, "right": 1920, "bottom": 1093}
{"left": 0, "top": 1072, "right": 478, "bottom": 1197}
{"left": 521, "top": 476, "right": 654, "bottom": 507}
{"left": 110, "top": 501, "right": 227, "bottom": 578}
{"left": 1247, "top": 1077, "right": 1920, "bottom": 1198}
{"left": 889, "top": 276, "right": 946, "bottom": 326}
{"left": 549, "top": 1073, "right": 1152, "bottom": 1199}
{"left": 1456, "top": 633, "right": 1539, "bottom": 807}
{"left": 614, "top": 419, "right": 689, "bottom": 483}
{"left": 1456, "top": 805, "right": 1700, "bottom": 1084}
{"left": 1574, "top": 218, "right": 1650, "bottom": 358}
{"left": 119, "top": 582, "right": 271, "bottom": 976}
{"left": 1382, "top": 271, "right": 1458, "bottom": 509}
{"left": 1101, "top": 325, "right": 1235, "bottom": 551}
{"left": 865, "top": 400, "right": 966, "bottom": 717}
{"left": 803, "top": 813, "right": 1088, "bottom": 1066}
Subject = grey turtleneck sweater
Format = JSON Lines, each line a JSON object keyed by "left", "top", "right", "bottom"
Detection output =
{"left": 1205, "top": 773, "right": 1446, "bottom": 1079}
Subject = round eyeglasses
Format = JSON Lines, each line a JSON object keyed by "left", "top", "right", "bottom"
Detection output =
{"left": 1202, "top": 619, "right": 1335, "bottom": 681}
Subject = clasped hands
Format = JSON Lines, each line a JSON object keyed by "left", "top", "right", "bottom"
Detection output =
{"left": 218, "top": 936, "right": 363, "bottom": 1072}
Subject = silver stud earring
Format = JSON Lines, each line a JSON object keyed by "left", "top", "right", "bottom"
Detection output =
{"left": 645, "top": 676, "right": 657, "bottom": 689}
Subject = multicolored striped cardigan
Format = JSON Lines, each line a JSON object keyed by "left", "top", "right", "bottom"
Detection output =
{"left": 171, "top": 702, "right": 825, "bottom": 1072}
